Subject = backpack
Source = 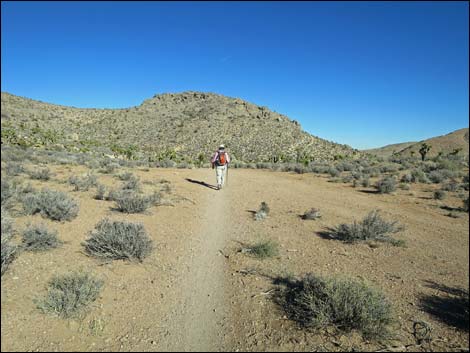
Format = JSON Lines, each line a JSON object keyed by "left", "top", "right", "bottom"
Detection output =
{"left": 217, "top": 151, "right": 227, "bottom": 166}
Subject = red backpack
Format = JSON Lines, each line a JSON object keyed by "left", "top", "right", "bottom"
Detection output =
{"left": 217, "top": 151, "right": 227, "bottom": 166}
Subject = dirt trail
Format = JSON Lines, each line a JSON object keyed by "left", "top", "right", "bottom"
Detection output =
{"left": 155, "top": 176, "right": 231, "bottom": 351}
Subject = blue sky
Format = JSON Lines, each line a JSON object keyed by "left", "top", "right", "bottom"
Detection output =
{"left": 1, "top": 1, "right": 468, "bottom": 149}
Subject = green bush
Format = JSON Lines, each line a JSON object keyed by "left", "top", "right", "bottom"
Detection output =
{"left": 83, "top": 218, "right": 153, "bottom": 261}
{"left": 277, "top": 273, "right": 393, "bottom": 338}
{"left": 36, "top": 271, "right": 103, "bottom": 318}
{"left": 245, "top": 240, "right": 279, "bottom": 259}
{"left": 23, "top": 189, "right": 79, "bottom": 221}
{"left": 22, "top": 224, "right": 62, "bottom": 251}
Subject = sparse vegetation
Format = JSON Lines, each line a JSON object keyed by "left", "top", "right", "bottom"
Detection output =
{"left": 1, "top": 238, "right": 17, "bottom": 276}
{"left": 28, "top": 167, "right": 52, "bottom": 181}
{"left": 21, "top": 223, "right": 62, "bottom": 251}
{"left": 254, "top": 202, "right": 270, "bottom": 220}
{"left": 244, "top": 240, "right": 279, "bottom": 259}
{"left": 301, "top": 208, "right": 321, "bottom": 220}
{"left": 276, "top": 273, "right": 393, "bottom": 338}
{"left": 83, "top": 218, "right": 153, "bottom": 261}
{"left": 36, "top": 271, "right": 103, "bottom": 318}
{"left": 114, "top": 191, "right": 156, "bottom": 213}
{"left": 433, "top": 190, "right": 446, "bottom": 200}
{"left": 23, "top": 189, "right": 79, "bottom": 221}
{"left": 331, "top": 210, "right": 404, "bottom": 245}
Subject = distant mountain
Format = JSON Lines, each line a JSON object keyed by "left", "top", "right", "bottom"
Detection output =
{"left": 363, "top": 128, "right": 469, "bottom": 158}
{"left": 1, "top": 91, "right": 359, "bottom": 163}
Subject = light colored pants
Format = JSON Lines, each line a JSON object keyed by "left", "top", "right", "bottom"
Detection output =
{"left": 215, "top": 165, "right": 227, "bottom": 188}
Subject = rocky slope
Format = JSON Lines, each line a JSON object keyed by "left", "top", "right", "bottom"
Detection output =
{"left": 364, "top": 128, "right": 469, "bottom": 159}
{"left": 1, "top": 91, "right": 358, "bottom": 163}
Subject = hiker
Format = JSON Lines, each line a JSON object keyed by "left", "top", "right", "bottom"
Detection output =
{"left": 211, "top": 144, "right": 230, "bottom": 190}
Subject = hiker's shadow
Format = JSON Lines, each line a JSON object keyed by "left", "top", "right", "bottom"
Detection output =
{"left": 185, "top": 178, "right": 218, "bottom": 190}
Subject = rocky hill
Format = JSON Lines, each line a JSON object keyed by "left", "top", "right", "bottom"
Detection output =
{"left": 364, "top": 128, "right": 469, "bottom": 159}
{"left": 0, "top": 91, "right": 359, "bottom": 163}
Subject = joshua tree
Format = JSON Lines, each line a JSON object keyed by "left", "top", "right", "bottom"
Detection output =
{"left": 419, "top": 143, "right": 431, "bottom": 161}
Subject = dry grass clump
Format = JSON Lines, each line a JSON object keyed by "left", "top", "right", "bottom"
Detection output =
{"left": 301, "top": 208, "right": 321, "bottom": 220}
{"left": 332, "top": 210, "right": 404, "bottom": 246}
{"left": 254, "top": 202, "right": 270, "bottom": 221}
{"left": 1, "top": 238, "right": 17, "bottom": 276}
{"left": 21, "top": 223, "right": 62, "bottom": 251}
{"left": 23, "top": 188, "right": 79, "bottom": 221}
{"left": 36, "top": 271, "right": 103, "bottom": 318}
{"left": 83, "top": 218, "right": 153, "bottom": 261}
{"left": 243, "top": 240, "right": 279, "bottom": 259}
{"left": 276, "top": 273, "right": 393, "bottom": 338}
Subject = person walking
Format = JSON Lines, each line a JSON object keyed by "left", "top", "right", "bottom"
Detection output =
{"left": 211, "top": 144, "right": 230, "bottom": 190}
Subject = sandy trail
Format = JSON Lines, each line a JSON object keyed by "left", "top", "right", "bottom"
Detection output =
{"left": 155, "top": 175, "right": 231, "bottom": 352}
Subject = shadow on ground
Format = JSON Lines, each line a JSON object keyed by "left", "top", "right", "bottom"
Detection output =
{"left": 185, "top": 178, "right": 218, "bottom": 190}
{"left": 419, "top": 280, "right": 469, "bottom": 331}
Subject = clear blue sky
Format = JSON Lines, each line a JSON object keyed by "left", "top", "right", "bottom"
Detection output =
{"left": 2, "top": 1, "right": 468, "bottom": 149}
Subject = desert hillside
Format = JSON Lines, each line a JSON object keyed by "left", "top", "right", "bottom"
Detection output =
{"left": 365, "top": 128, "right": 469, "bottom": 159}
{"left": 1, "top": 91, "right": 359, "bottom": 163}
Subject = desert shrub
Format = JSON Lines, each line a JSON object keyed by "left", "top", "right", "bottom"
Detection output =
{"left": 114, "top": 191, "right": 154, "bottom": 213}
{"left": 399, "top": 183, "right": 410, "bottom": 190}
{"left": 22, "top": 224, "right": 61, "bottom": 251}
{"left": 1, "top": 179, "right": 15, "bottom": 207}
{"left": 83, "top": 218, "right": 152, "bottom": 261}
{"left": 442, "top": 179, "right": 459, "bottom": 192}
{"left": 361, "top": 177, "right": 370, "bottom": 188}
{"left": 462, "top": 175, "right": 469, "bottom": 191}
{"left": 328, "top": 167, "right": 340, "bottom": 177}
{"left": 380, "top": 164, "right": 399, "bottom": 173}
{"left": 332, "top": 210, "right": 404, "bottom": 245}
{"left": 433, "top": 190, "right": 446, "bottom": 200}
{"left": 427, "top": 170, "right": 446, "bottom": 184}
{"left": 68, "top": 173, "right": 98, "bottom": 191}
{"left": 23, "top": 189, "right": 79, "bottom": 221}
{"left": 1, "top": 239, "right": 17, "bottom": 276}
{"left": 277, "top": 273, "right": 393, "bottom": 338}
{"left": 94, "top": 184, "right": 107, "bottom": 200}
{"left": 245, "top": 240, "right": 279, "bottom": 259}
{"left": 116, "top": 171, "right": 133, "bottom": 181}
{"left": 400, "top": 173, "right": 413, "bottom": 183}
{"left": 301, "top": 208, "right": 321, "bottom": 220}
{"left": 6, "top": 162, "right": 25, "bottom": 176}
{"left": 437, "top": 159, "right": 460, "bottom": 171}
{"left": 1, "top": 210, "right": 14, "bottom": 239}
{"left": 375, "top": 177, "right": 396, "bottom": 194}
{"left": 29, "top": 167, "right": 51, "bottom": 181}
{"left": 254, "top": 202, "right": 270, "bottom": 221}
{"left": 121, "top": 175, "right": 141, "bottom": 191}
{"left": 411, "top": 169, "right": 429, "bottom": 183}
{"left": 336, "top": 161, "right": 355, "bottom": 172}
{"left": 36, "top": 271, "right": 103, "bottom": 318}
{"left": 342, "top": 175, "right": 353, "bottom": 183}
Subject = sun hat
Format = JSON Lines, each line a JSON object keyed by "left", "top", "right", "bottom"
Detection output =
{"left": 219, "top": 144, "right": 225, "bottom": 149}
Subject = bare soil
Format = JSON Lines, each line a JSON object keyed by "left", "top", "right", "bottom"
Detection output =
{"left": 1, "top": 166, "right": 469, "bottom": 352}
